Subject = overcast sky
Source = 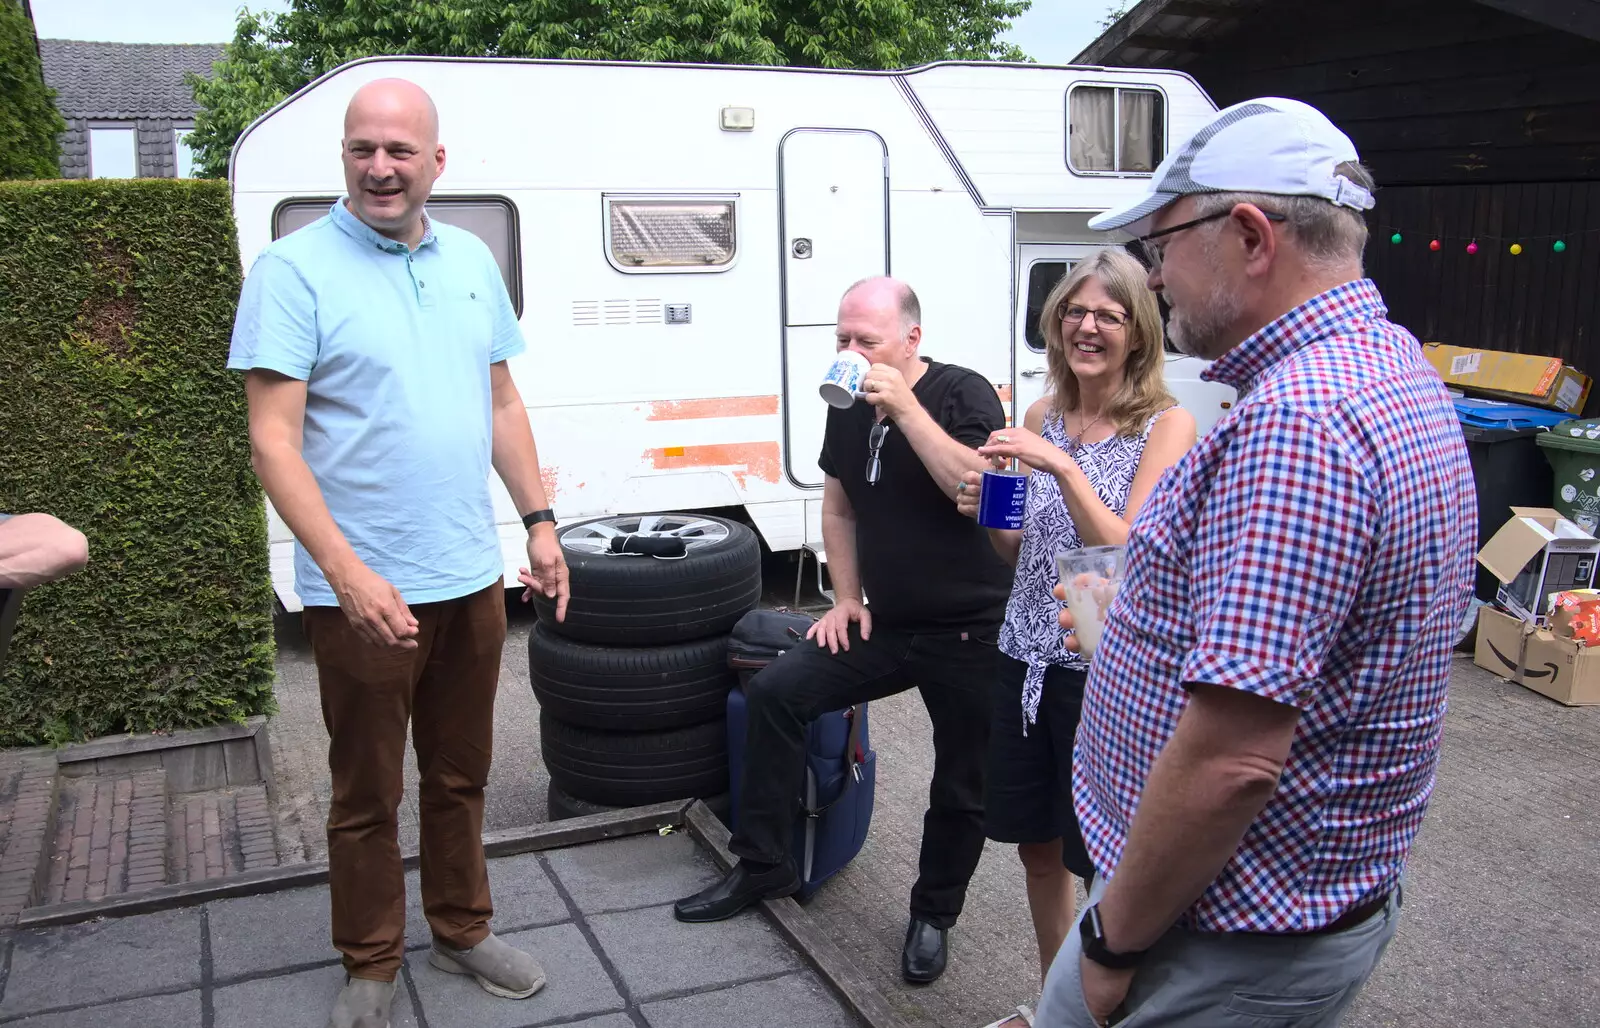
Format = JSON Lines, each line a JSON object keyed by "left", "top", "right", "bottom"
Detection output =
{"left": 31, "top": 0, "right": 1112, "bottom": 64}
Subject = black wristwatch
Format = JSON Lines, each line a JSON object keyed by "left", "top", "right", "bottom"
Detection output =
{"left": 1079, "top": 903, "right": 1148, "bottom": 970}
{"left": 521, "top": 508, "right": 556, "bottom": 530}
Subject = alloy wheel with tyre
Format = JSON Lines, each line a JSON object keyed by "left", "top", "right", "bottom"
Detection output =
{"left": 528, "top": 621, "right": 736, "bottom": 732}
{"left": 532, "top": 513, "right": 762, "bottom": 645}
{"left": 540, "top": 708, "right": 729, "bottom": 807}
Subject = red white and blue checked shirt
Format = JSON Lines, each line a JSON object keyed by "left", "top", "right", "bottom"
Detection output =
{"left": 1073, "top": 279, "right": 1477, "bottom": 933}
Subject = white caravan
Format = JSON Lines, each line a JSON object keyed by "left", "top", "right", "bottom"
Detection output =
{"left": 230, "top": 56, "right": 1234, "bottom": 611}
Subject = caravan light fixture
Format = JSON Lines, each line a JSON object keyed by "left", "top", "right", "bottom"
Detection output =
{"left": 720, "top": 107, "right": 755, "bottom": 131}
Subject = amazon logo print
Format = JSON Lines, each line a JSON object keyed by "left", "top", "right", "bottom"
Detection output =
{"left": 1485, "top": 638, "right": 1561, "bottom": 681}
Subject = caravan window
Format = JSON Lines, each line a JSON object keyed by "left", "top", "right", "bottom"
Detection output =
{"left": 272, "top": 196, "right": 523, "bottom": 314}
{"left": 605, "top": 197, "right": 737, "bottom": 272}
{"left": 1068, "top": 86, "right": 1165, "bottom": 175}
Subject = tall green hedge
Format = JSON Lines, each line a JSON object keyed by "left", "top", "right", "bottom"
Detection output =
{"left": 0, "top": 179, "right": 275, "bottom": 745}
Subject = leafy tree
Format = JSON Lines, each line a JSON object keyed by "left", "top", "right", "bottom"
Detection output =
{"left": 187, "top": 0, "right": 1031, "bottom": 177}
{"left": 0, "top": 0, "right": 66, "bottom": 180}
{"left": 1100, "top": 2, "right": 1133, "bottom": 30}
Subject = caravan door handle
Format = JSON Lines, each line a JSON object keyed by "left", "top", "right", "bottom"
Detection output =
{"left": 1020, "top": 368, "right": 1046, "bottom": 378}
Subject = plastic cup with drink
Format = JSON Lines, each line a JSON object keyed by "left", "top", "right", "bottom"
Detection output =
{"left": 1054, "top": 545, "right": 1126, "bottom": 658}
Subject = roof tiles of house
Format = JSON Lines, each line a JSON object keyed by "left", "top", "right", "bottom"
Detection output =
{"left": 38, "top": 40, "right": 224, "bottom": 120}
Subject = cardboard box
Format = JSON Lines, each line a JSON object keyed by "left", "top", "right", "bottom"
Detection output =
{"left": 1425, "top": 343, "right": 1562, "bottom": 395}
{"left": 1476, "top": 507, "right": 1600, "bottom": 622}
{"left": 1473, "top": 607, "right": 1600, "bottom": 705}
{"left": 1473, "top": 365, "right": 1593, "bottom": 416}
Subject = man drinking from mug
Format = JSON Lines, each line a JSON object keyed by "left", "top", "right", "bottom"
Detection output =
{"left": 673, "top": 276, "right": 1011, "bottom": 985}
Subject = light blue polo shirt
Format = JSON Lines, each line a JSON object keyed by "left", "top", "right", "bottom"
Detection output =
{"left": 228, "top": 199, "right": 525, "bottom": 607}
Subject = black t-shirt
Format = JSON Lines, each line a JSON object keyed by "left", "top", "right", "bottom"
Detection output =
{"left": 818, "top": 359, "right": 1013, "bottom": 631}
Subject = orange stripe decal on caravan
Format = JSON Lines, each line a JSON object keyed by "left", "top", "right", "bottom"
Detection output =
{"left": 646, "top": 442, "right": 782, "bottom": 487}
{"left": 647, "top": 395, "right": 782, "bottom": 420}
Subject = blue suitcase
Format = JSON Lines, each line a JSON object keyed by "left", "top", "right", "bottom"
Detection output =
{"left": 725, "top": 610, "right": 876, "bottom": 900}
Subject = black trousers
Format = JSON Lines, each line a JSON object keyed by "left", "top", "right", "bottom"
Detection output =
{"left": 728, "top": 621, "right": 997, "bottom": 929}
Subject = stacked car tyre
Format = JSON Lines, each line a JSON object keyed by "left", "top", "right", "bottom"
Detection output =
{"left": 531, "top": 513, "right": 761, "bottom": 822}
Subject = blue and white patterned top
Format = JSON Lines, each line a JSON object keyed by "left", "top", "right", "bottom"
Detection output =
{"left": 998, "top": 408, "right": 1166, "bottom": 729}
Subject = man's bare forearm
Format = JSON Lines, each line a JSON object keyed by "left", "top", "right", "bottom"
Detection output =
{"left": 251, "top": 442, "right": 364, "bottom": 586}
{"left": 490, "top": 396, "right": 551, "bottom": 517}
{"left": 1097, "top": 695, "right": 1290, "bottom": 952}
{"left": 0, "top": 514, "right": 88, "bottom": 589}
{"left": 896, "top": 405, "right": 989, "bottom": 501}
{"left": 820, "top": 510, "right": 863, "bottom": 603}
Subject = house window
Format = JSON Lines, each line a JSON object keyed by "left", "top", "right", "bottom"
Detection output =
{"left": 273, "top": 196, "right": 523, "bottom": 314}
{"left": 173, "top": 125, "right": 197, "bottom": 178}
{"left": 1068, "top": 87, "right": 1165, "bottom": 175}
{"left": 89, "top": 126, "right": 137, "bottom": 179}
{"left": 605, "top": 197, "right": 736, "bottom": 273}
{"left": 1025, "top": 261, "right": 1072, "bottom": 353}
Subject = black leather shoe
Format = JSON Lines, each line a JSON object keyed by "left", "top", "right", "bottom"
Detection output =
{"left": 673, "top": 860, "right": 801, "bottom": 923}
{"left": 901, "top": 918, "right": 948, "bottom": 983}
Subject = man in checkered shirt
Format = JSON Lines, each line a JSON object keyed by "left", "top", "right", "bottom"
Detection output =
{"left": 1035, "top": 98, "right": 1477, "bottom": 1027}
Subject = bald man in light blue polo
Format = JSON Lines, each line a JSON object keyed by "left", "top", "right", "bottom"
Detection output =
{"left": 228, "top": 78, "right": 568, "bottom": 1028}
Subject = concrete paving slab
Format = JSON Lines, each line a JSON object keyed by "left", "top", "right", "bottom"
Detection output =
{"left": 0, "top": 907, "right": 202, "bottom": 1017}
{"left": 407, "top": 921, "right": 624, "bottom": 1028}
{"left": 209, "top": 884, "right": 334, "bottom": 980}
{"left": 4, "top": 989, "right": 201, "bottom": 1028}
{"left": 542, "top": 831, "right": 722, "bottom": 915}
{"left": 588, "top": 903, "right": 803, "bottom": 1003}
{"left": 212, "top": 964, "right": 419, "bottom": 1028}
{"left": 641, "top": 971, "right": 861, "bottom": 1028}
{"left": 559, "top": 1017, "right": 637, "bottom": 1028}
{"left": 404, "top": 849, "right": 570, "bottom": 949}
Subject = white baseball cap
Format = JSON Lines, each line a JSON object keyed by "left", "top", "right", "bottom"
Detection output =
{"left": 1087, "top": 97, "right": 1375, "bottom": 234}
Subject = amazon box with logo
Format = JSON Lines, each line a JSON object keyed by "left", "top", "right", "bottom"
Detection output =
{"left": 1475, "top": 507, "right": 1600, "bottom": 623}
{"left": 1473, "top": 607, "right": 1600, "bottom": 705}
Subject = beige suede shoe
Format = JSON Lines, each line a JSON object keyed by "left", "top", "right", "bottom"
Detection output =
{"left": 326, "top": 976, "right": 394, "bottom": 1028}
{"left": 429, "top": 932, "right": 547, "bottom": 999}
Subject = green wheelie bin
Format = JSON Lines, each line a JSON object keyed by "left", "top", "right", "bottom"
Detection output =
{"left": 1536, "top": 418, "right": 1600, "bottom": 534}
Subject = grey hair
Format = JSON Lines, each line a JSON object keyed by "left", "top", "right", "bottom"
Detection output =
{"left": 1189, "top": 161, "right": 1374, "bottom": 272}
{"left": 844, "top": 276, "right": 922, "bottom": 337}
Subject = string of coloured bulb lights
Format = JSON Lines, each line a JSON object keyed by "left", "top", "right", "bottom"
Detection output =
{"left": 1378, "top": 225, "right": 1589, "bottom": 255}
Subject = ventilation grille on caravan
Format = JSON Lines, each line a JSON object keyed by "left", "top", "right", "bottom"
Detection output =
{"left": 571, "top": 300, "right": 665, "bottom": 326}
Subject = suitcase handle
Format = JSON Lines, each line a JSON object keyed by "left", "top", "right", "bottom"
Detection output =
{"left": 803, "top": 704, "right": 869, "bottom": 818}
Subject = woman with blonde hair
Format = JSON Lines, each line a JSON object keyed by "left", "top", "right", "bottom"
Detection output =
{"left": 956, "top": 248, "right": 1195, "bottom": 1028}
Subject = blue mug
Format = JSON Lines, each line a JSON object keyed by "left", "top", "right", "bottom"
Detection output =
{"left": 977, "top": 469, "right": 1028, "bottom": 530}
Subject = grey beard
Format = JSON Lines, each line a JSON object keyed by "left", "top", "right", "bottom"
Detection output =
{"left": 1167, "top": 282, "right": 1245, "bottom": 361}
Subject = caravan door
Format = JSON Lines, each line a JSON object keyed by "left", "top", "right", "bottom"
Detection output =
{"left": 779, "top": 129, "right": 890, "bottom": 488}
